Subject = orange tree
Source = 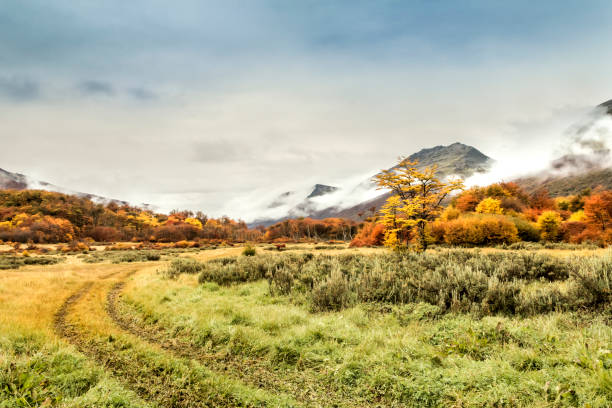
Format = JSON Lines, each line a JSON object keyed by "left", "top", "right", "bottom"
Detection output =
{"left": 374, "top": 158, "right": 463, "bottom": 251}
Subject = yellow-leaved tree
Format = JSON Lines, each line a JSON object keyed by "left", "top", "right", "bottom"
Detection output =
{"left": 475, "top": 197, "right": 503, "bottom": 214}
{"left": 374, "top": 158, "right": 463, "bottom": 251}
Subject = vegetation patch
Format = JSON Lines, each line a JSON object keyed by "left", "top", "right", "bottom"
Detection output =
{"left": 80, "top": 250, "right": 161, "bottom": 264}
{"left": 197, "top": 250, "right": 612, "bottom": 315}
{"left": 0, "top": 255, "right": 63, "bottom": 270}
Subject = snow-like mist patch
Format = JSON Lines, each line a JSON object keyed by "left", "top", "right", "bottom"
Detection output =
{"left": 465, "top": 105, "right": 612, "bottom": 188}
{"left": 222, "top": 170, "right": 384, "bottom": 223}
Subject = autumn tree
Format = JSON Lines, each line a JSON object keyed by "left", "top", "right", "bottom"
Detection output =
{"left": 584, "top": 191, "right": 612, "bottom": 231}
{"left": 537, "top": 211, "right": 562, "bottom": 241}
{"left": 374, "top": 158, "right": 463, "bottom": 251}
{"left": 475, "top": 197, "right": 503, "bottom": 214}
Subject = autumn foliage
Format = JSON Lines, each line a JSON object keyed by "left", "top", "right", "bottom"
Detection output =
{"left": 0, "top": 190, "right": 260, "bottom": 244}
{"left": 350, "top": 179, "right": 612, "bottom": 247}
{"left": 349, "top": 222, "right": 385, "bottom": 247}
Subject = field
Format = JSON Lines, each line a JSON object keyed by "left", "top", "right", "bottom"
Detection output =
{"left": 0, "top": 244, "right": 610, "bottom": 407}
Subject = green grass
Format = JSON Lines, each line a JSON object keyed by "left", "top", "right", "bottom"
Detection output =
{"left": 0, "top": 332, "right": 149, "bottom": 408}
{"left": 79, "top": 250, "right": 161, "bottom": 264}
{"left": 0, "top": 255, "right": 64, "bottom": 270}
{"left": 121, "top": 256, "right": 612, "bottom": 407}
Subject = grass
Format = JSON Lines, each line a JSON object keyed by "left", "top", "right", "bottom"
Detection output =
{"left": 78, "top": 250, "right": 161, "bottom": 264}
{"left": 0, "top": 245, "right": 610, "bottom": 407}
{"left": 0, "top": 254, "right": 64, "bottom": 270}
{"left": 0, "top": 332, "right": 149, "bottom": 408}
{"left": 121, "top": 271, "right": 611, "bottom": 407}
{"left": 194, "top": 250, "right": 611, "bottom": 315}
{"left": 0, "top": 262, "right": 150, "bottom": 407}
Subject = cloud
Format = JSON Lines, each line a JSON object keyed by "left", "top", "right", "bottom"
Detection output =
{"left": 77, "top": 80, "right": 114, "bottom": 96}
{"left": 1, "top": 1, "right": 612, "bottom": 220}
{"left": 192, "top": 140, "right": 242, "bottom": 162}
{"left": 0, "top": 76, "right": 40, "bottom": 101}
{"left": 127, "top": 87, "right": 156, "bottom": 100}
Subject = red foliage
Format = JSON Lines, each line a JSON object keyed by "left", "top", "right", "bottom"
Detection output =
{"left": 583, "top": 191, "right": 612, "bottom": 231}
{"left": 349, "top": 222, "right": 385, "bottom": 247}
{"left": 455, "top": 192, "right": 482, "bottom": 212}
{"left": 85, "top": 226, "right": 121, "bottom": 242}
{"left": 529, "top": 189, "right": 556, "bottom": 210}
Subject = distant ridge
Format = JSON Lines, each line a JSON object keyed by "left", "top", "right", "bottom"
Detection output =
{"left": 251, "top": 142, "right": 492, "bottom": 226}
{"left": 0, "top": 167, "right": 143, "bottom": 208}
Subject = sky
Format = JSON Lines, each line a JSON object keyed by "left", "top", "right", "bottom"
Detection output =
{"left": 1, "top": 1, "right": 612, "bottom": 220}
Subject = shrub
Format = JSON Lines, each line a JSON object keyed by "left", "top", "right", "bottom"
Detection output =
{"left": 85, "top": 226, "right": 121, "bottom": 242}
{"left": 437, "top": 215, "right": 518, "bottom": 246}
{"left": 242, "top": 245, "right": 256, "bottom": 256}
{"left": 349, "top": 222, "right": 385, "bottom": 247}
{"left": 0, "top": 255, "right": 63, "bottom": 269}
{"left": 311, "top": 269, "right": 353, "bottom": 312}
{"left": 197, "top": 250, "right": 608, "bottom": 315}
{"left": 475, "top": 198, "right": 503, "bottom": 214}
{"left": 509, "top": 216, "right": 540, "bottom": 242}
{"left": 164, "top": 257, "right": 204, "bottom": 279}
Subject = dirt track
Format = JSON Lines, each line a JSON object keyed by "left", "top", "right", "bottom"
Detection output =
{"left": 52, "top": 268, "right": 300, "bottom": 408}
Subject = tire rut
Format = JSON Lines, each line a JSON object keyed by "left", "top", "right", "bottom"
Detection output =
{"left": 106, "top": 275, "right": 363, "bottom": 407}
{"left": 54, "top": 271, "right": 294, "bottom": 408}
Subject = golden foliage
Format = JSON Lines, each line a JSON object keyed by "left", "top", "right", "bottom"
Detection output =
{"left": 374, "top": 159, "right": 463, "bottom": 251}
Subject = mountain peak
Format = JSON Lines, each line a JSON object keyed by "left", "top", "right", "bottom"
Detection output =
{"left": 598, "top": 99, "right": 612, "bottom": 115}
{"left": 405, "top": 142, "right": 491, "bottom": 178}
{"left": 307, "top": 184, "right": 338, "bottom": 198}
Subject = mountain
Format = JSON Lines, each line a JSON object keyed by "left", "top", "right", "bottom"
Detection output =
{"left": 0, "top": 168, "right": 28, "bottom": 190}
{"left": 514, "top": 98, "right": 612, "bottom": 197}
{"left": 314, "top": 142, "right": 492, "bottom": 221}
{"left": 252, "top": 142, "right": 492, "bottom": 226}
{"left": 404, "top": 142, "right": 492, "bottom": 178}
{"left": 0, "top": 167, "right": 132, "bottom": 207}
{"left": 308, "top": 184, "right": 339, "bottom": 198}
{"left": 515, "top": 168, "right": 612, "bottom": 197}
{"left": 599, "top": 99, "right": 612, "bottom": 115}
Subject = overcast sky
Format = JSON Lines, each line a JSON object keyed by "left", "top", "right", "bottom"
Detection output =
{"left": 1, "top": 1, "right": 612, "bottom": 219}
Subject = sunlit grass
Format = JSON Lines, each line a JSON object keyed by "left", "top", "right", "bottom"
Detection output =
{"left": 1, "top": 247, "right": 610, "bottom": 407}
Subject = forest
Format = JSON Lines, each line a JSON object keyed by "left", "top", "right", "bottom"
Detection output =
{"left": 1, "top": 180, "right": 612, "bottom": 250}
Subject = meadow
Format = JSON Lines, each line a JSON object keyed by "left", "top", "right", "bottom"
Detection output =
{"left": 0, "top": 244, "right": 610, "bottom": 407}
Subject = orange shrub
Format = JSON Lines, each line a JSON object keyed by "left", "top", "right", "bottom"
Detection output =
{"left": 349, "top": 222, "right": 385, "bottom": 247}
{"left": 86, "top": 226, "right": 121, "bottom": 242}
{"left": 455, "top": 192, "right": 481, "bottom": 212}
{"left": 560, "top": 221, "right": 588, "bottom": 243}
{"left": 174, "top": 240, "right": 198, "bottom": 248}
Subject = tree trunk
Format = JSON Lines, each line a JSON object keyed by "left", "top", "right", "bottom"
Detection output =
{"left": 417, "top": 221, "right": 427, "bottom": 252}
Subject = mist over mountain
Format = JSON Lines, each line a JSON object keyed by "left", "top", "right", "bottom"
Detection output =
{"left": 0, "top": 167, "right": 145, "bottom": 208}
{"left": 250, "top": 142, "right": 492, "bottom": 226}
{"left": 4, "top": 100, "right": 612, "bottom": 223}
{"left": 513, "top": 99, "right": 612, "bottom": 196}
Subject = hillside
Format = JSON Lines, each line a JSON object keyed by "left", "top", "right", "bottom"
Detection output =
{"left": 252, "top": 142, "right": 492, "bottom": 225}
{"left": 404, "top": 142, "right": 492, "bottom": 178}
{"left": 515, "top": 167, "right": 612, "bottom": 197}
{"left": 513, "top": 98, "right": 612, "bottom": 197}
{"left": 0, "top": 167, "right": 132, "bottom": 207}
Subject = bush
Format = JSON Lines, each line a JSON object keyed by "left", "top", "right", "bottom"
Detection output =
{"left": 197, "top": 250, "right": 611, "bottom": 315}
{"left": 82, "top": 250, "right": 160, "bottom": 264}
{"left": 350, "top": 223, "right": 385, "bottom": 247}
{"left": 0, "top": 255, "right": 63, "bottom": 270}
{"left": 434, "top": 215, "right": 519, "bottom": 246}
{"left": 242, "top": 245, "right": 256, "bottom": 256}
{"left": 164, "top": 257, "right": 204, "bottom": 278}
{"left": 509, "top": 216, "right": 540, "bottom": 242}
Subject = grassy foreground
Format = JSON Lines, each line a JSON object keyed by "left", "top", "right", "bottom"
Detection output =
{"left": 0, "top": 245, "right": 610, "bottom": 407}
